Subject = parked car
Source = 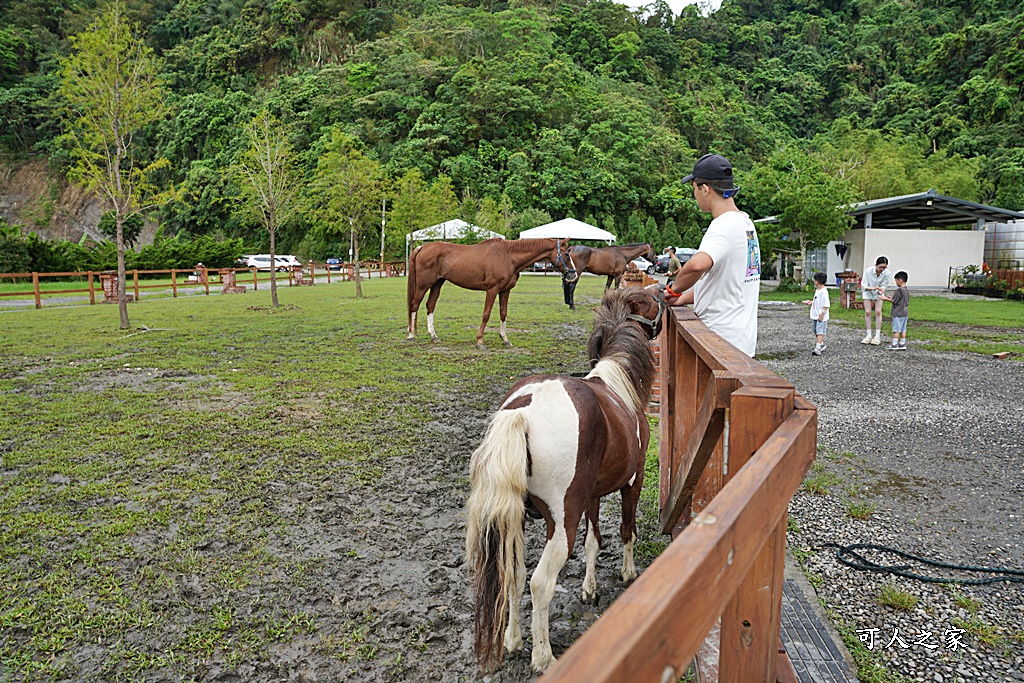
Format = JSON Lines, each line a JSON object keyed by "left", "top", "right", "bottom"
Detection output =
{"left": 326, "top": 258, "right": 343, "bottom": 271}
{"left": 242, "top": 254, "right": 297, "bottom": 271}
{"left": 275, "top": 254, "right": 301, "bottom": 269}
{"left": 631, "top": 256, "right": 657, "bottom": 275}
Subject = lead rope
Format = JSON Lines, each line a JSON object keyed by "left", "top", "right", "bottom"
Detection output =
{"left": 814, "top": 542, "right": 1024, "bottom": 586}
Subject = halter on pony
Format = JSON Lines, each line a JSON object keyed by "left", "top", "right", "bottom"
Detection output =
{"left": 626, "top": 288, "right": 666, "bottom": 340}
{"left": 554, "top": 238, "right": 578, "bottom": 283}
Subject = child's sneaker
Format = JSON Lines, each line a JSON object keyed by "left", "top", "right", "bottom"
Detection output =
{"left": 871, "top": 333, "right": 881, "bottom": 345}
{"left": 897, "top": 342, "right": 907, "bottom": 350}
{"left": 885, "top": 343, "right": 900, "bottom": 350}
{"left": 811, "top": 345, "right": 822, "bottom": 356}
{"left": 861, "top": 333, "right": 872, "bottom": 344}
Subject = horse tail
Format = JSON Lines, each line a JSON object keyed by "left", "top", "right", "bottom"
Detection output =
{"left": 407, "top": 245, "right": 419, "bottom": 334}
{"left": 465, "top": 409, "right": 529, "bottom": 671}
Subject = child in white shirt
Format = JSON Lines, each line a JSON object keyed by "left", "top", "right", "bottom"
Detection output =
{"left": 803, "top": 272, "right": 831, "bottom": 356}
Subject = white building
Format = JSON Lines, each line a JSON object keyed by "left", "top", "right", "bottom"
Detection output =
{"left": 762, "top": 190, "right": 1024, "bottom": 288}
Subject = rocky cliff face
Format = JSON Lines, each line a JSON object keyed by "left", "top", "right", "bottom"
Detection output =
{"left": 0, "top": 159, "right": 157, "bottom": 245}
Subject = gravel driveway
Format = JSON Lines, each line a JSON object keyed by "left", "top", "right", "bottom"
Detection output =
{"left": 756, "top": 300, "right": 1024, "bottom": 682}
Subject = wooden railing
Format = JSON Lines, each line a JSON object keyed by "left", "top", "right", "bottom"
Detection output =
{"left": 540, "top": 306, "right": 817, "bottom": 683}
{"left": 0, "top": 261, "right": 409, "bottom": 309}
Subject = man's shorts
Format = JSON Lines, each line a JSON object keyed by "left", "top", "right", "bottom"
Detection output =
{"left": 862, "top": 289, "right": 880, "bottom": 301}
{"left": 812, "top": 320, "right": 828, "bottom": 336}
{"left": 891, "top": 316, "right": 908, "bottom": 333}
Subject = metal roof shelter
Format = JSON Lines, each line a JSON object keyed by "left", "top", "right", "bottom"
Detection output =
{"left": 847, "top": 189, "right": 1024, "bottom": 229}
{"left": 758, "top": 189, "right": 1024, "bottom": 228}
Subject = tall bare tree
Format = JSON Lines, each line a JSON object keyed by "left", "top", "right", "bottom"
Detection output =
{"left": 234, "top": 111, "right": 300, "bottom": 308}
{"left": 58, "top": 1, "right": 171, "bottom": 329}
{"left": 305, "top": 131, "right": 384, "bottom": 298}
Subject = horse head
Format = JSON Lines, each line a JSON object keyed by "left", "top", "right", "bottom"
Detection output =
{"left": 645, "top": 243, "right": 657, "bottom": 263}
{"left": 552, "top": 238, "right": 578, "bottom": 283}
{"left": 627, "top": 284, "right": 665, "bottom": 340}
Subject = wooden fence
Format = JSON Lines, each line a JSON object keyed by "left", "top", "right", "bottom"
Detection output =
{"left": 540, "top": 306, "right": 817, "bottom": 683}
{"left": 0, "top": 261, "right": 407, "bottom": 309}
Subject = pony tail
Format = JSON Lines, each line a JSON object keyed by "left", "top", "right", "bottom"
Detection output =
{"left": 465, "top": 409, "right": 529, "bottom": 671}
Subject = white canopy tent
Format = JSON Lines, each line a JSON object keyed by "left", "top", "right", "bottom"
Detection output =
{"left": 405, "top": 219, "right": 506, "bottom": 268}
{"left": 518, "top": 218, "right": 616, "bottom": 244}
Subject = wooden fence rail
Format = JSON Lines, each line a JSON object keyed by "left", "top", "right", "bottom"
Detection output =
{"left": 0, "top": 261, "right": 408, "bottom": 309}
{"left": 540, "top": 306, "right": 817, "bottom": 683}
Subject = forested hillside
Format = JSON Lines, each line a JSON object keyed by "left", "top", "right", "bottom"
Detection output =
{"left": 1, "top": 0, "right": 1022, "bottom": 261}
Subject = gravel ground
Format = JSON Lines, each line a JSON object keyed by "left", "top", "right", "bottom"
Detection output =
{"left": 756, "top": 300, "right": 1024, "bottom": 683}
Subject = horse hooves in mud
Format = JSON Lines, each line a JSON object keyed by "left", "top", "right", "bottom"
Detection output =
{"left": 502, "top": 340, "right": 513, "bottom": 348}
{"left": 430, "top": 335, "right": 441, "bottom": 343}
{"left": 476, "top": 343, "right": 488, "bottom": 351}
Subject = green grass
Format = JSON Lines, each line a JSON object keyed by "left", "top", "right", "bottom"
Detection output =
{"left": 844, "top": 499, "right": 878, "bottom": 520}
{"left": 0, "top": 273, "right": 623, "bottom": 679}
{"left": 876, "top": 583, "right": 918, "bottom": 611}
{"left": 803, "top": 462, "right": 841, "bottom": 495}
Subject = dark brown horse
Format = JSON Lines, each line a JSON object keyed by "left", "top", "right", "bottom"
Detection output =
{"left": 406, "top": 238, "right": 572, "bottom": 349}
{"left": 560, "top": 243, "right": 656, "bottom": 309}
{"left": 466, "top": 285, "right": 664, "bottom": 673}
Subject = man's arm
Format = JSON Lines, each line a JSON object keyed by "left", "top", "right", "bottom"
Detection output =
{"left": 665, "top": 251, "right": 713, "bottom": 305}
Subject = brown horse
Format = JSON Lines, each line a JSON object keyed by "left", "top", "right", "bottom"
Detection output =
{"left": 406, "top": 238, "right": 573, "bottom": 349}
{"left": 560, "top": 243, "right": 656, "bottom": 309}
{"left": 466, "top": 285, "right": 665, "bottom": 673}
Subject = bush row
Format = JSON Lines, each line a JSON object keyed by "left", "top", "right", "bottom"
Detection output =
{"left": 0, "top": 222, "right": 244, "bottom": 274}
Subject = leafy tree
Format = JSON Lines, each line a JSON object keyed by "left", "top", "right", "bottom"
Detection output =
{"left": 57, "top": 1, "right": 171, "bottom": 329}
{"left": 750, "top": 145, "right": 856, "bottom": 281}
{"left": 304, "top": 130, "right": 384, "bottom": 298}
{"left": 97, "top": 212, "right": 143, "bottom": 247}
{"left": 233, "top": 111, "right": 300, "bottom": 307}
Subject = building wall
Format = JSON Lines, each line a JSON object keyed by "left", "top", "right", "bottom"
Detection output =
{"left": 841, "top": 229, "right": 984, "bottom": 288}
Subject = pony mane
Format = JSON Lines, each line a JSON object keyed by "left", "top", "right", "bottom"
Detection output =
{"left": 585, "top": 288, "right": 656, "bottom": 411}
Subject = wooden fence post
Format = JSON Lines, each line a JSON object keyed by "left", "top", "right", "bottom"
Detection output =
{"left": 87, "top": 271, "right": 95, "bottom": 305}
{"left": 133, "top": 270, "right": 140, "bottom": 302}
{"left": 252, "top": 268, "right": 258, "bottom": 290}
{"left": 171, "top": 269, "right": 177, "bottom": 298}
{"left": 718, "top": 386, "right": 794, "bottom": 683}
{"left": 32, "top": 272, "right": 41, "bottom": 309}
{"left": 203, "top": 268, "right": 210, "bottom": 295}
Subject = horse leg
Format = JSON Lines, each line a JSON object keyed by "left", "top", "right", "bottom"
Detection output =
{"left": 476, "top": 289, "right": 498, "bottom": 350}
{"left": 605, "top": 275, "right": 614, "bottom": 290}
{"left": 619, "top": 468, "right": 644, "bottom": 582}
{"left": 530, "top": 521, "right": 573, "bottom": 672}
{"left": 407, "top": 283, "right": 429, "bottom": 340}
{"left": 580, "top": 497, "right": 602, "bottom": 604}
{"left": 504, "top": 521, "right": 527, "bottom": 653}
{"left": 498, "top": 289, "right": 512, "bottom": 347}
{"left": 425, "top": 279, "right": 445, "bottom": 342}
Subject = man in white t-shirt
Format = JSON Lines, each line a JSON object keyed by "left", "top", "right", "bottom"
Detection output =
{"left": 664, "top": 153, "right": 761, "bottom": 356}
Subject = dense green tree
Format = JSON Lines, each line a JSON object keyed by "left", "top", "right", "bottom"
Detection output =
{"left": 303, "top": 130, "right": 385, "bottom": 298}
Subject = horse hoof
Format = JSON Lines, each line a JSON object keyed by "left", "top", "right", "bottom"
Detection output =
{"left": 503, "top": 340, "right": 513, "bottom": 348}
{"left": 531, "top": 650, "right": 556, "bottom": 672}
{"left": 476, "top": 343, "right": 487, "bottom": 351}
{"left": 430, "top": 336, "right": 440, "bottom": 343}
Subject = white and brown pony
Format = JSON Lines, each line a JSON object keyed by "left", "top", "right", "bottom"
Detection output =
{"left": 406, "top": 238, "right": 573, "bottom": 349}
{"left": 560, "top": 243, "right": 656, "bottom": 309}
{"left": 465, "top": 286, "right": 664, "bottom": 672}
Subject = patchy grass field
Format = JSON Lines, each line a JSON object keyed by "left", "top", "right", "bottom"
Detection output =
{"left": 2, "top": 273, "right": 659, "bottom": 682}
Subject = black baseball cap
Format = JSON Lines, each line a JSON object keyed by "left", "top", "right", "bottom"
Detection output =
{"left": 681, "top": 153, "right": 735, "bottom": 189}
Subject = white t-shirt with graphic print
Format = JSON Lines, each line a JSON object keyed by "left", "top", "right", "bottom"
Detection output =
{"left": 692, "top": 210, "right": 761, "bottom": 357}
